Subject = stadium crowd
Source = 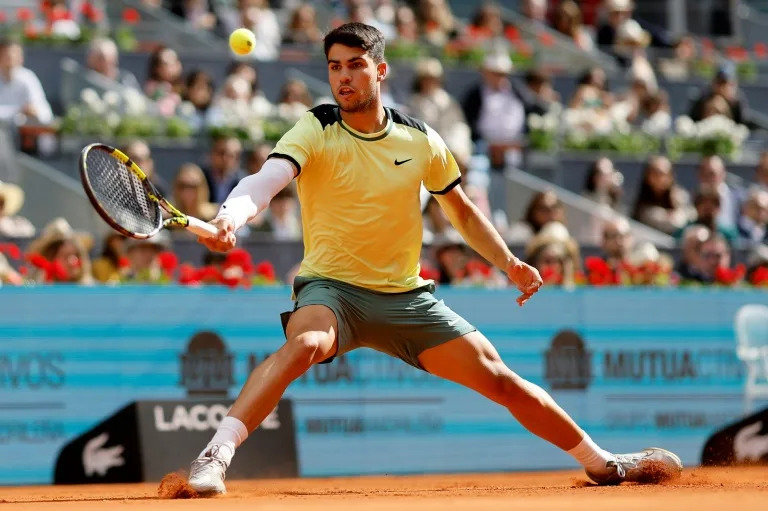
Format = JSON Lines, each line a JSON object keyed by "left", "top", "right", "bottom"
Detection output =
{"left": 0, "top": 0, "right": 767, "bottom": 289}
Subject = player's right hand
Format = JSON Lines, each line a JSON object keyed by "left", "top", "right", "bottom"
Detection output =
{"left": 199, "top": 216, "right": 236, "bottom": 252}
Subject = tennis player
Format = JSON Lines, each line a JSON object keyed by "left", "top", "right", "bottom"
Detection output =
{"left": 188, "top": 23, "right": 682, "bottom": 494}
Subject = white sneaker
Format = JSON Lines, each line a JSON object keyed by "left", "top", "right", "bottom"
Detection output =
{"left": 188, "top": 445, "right": 228, "bottom": 495}
{"left": 586, "top": 447, "right": 683, "bottom": 485}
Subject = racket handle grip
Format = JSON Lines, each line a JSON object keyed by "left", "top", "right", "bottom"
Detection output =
{"left": 186, "top": 216, "right": 219, "bottom": 239}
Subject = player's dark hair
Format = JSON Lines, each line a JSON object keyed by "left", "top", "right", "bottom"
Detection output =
{"left": 323, "top": 23, "right": 385, "bottom": 64}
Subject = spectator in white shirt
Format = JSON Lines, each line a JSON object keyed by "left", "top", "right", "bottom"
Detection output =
{"left": 86, "top": 38, "right": 141, "bottom": 90}
{"left": 0, "top": 40, "right": 53, "bottom": 125}
{"left": 0, "top": 181, "right": 35, "bottom": 238}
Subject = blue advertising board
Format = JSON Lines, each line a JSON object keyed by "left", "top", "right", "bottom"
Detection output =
{"left": 0, "top": 286, "right": 764, "bottom": 485}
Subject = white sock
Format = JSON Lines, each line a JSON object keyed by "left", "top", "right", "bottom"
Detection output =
{"left": 199, "top": 416, "right": 249, "bottom": 467}
{"left": 567, "top": 434, "right": 615, "bottom": 473}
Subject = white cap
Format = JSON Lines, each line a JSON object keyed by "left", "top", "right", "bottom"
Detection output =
{"left": 482, "top": 52, "right": 513, "bottom": 75}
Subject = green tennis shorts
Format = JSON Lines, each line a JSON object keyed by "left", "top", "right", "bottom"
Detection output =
{"left": 280, "top": 276, "right": 476, "bottom": 370}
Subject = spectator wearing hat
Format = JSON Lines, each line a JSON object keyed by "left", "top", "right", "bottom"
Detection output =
{"left": 0, "top": 181, "right": 34, "bottom": 238}
{"left": 524, "top": 221, "right": 581, "bottom": 287}
{"left": 27, "top": 218, "right": 94, "bottom": 284}
{"left": 689, "top": 62, "right": 764, "bottom": 130}
{"left": 462, "top": 52, "right": 526, "bottom": 168}
{"left": 596, "top": 0, "right": 633, "bottom": 47}
{"left": 408, "top": 58, "right": 472, "bottom": 169}
{"left": 0, "top": 39, "right": 53, "bottom": 125}
{"left": 123, "top": 231, "right": 172, "bottom": 283}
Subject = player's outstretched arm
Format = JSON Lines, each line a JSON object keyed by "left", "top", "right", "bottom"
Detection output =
{"left": 433, "top": 185, "right": 542, "bottom": 306}
{"left": 197, "top": 157, "right": 296, "bottom": 252}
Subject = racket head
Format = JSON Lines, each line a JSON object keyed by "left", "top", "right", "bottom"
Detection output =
{"left": 79, "top": 143, "right": 163, "bottom": 239}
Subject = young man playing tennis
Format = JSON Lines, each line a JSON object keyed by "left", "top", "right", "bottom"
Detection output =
{"left": 188, "top": 23, "right": 682, "bottom": 494}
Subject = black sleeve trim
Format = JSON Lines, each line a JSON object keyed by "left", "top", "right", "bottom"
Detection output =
{"left": 429, "top": 176, "right": 461, "bottom": 195}
{"left": 267, "top": 153, "right": 301, "bottom": 176}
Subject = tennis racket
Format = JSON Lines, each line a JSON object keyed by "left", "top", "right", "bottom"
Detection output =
{"left": 79, "top": 143, "right": 218, "bottom": 240}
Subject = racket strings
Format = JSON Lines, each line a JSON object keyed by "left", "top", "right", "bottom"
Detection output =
{"left": 84, "top": 149, "right": 161, "bottom": 235}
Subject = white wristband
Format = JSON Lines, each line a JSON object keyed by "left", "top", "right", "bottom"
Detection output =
{"left": 217, "top": 157, "right": 296, "bottom": 231}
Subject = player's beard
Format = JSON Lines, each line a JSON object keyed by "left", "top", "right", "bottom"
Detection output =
{"left": 334, "top": 86, "right": 377, "bottom": 113}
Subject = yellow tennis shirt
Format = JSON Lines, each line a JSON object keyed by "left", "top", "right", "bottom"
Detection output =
{"left": 268, "top": 104, "right": 461, "bottom": 293}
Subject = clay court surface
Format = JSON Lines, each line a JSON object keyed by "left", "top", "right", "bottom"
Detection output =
{"left": 3, "top": 467, "right": 768, "bottom": 511}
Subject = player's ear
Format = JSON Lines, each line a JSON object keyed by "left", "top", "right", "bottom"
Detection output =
{"left": 377, "top": 62, "right": 388, "bottom": 82}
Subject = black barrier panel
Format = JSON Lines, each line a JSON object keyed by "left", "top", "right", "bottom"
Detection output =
{"left": 54, "top": 399, "right": 298, "bottom": 484}
{"left": 701, "top": 406, "right": 768, "bottom": 466}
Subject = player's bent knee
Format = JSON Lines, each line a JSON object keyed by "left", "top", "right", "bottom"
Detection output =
{"left": 285, "top": 332, "right": 326, "bottom": 369}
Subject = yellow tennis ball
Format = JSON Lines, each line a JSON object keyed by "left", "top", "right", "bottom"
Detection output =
{"left": 229, "top": 28, "right": 255, "bottom": 56}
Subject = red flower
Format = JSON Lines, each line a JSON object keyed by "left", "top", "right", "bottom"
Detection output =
{"left": 196, "top": 265, "right": 222, "bottom": 284}
{"left": 225, "top": 248, "right": 253, "bottom": 273}
{"left": 49, "top": 4, "right": 72, "bottom": 22}
{"left": 419, "top": 265, "right": 440, "bottom": 282}
{"left": 750, "top": 266, "right": 768, "bottom": 286}
{"left": 17, "top": 7, "right": 34, "bottom": 22}
{"left": 255, "top": 261, "right": 276, "bottom": 281}
{"left": 0, "top": 243, "right": 20, "bottom": 259}
{"left": 46, "top": 261, "right": 69, "bottom": 282}
{"left": 178, "top": 264, "right": 199, "bottom": 285}
{"left": 27, "top": 253, "right": 50, "bottom": 270}
{"left": 465, "top": 260, "right": 492, "bottom": 277}
{"left": 585, "top": 256, "right": 610, "bottom": 274}
{"left": 714, "top": 264, "right": 746, "bottom": 286}
{"left": 755, "top": 42, "right": 768, "bottom": 59}
{"left": 18, "top": 266, "right": 28, "bottom": 276}
{"left": 157, "top": 251, "right": 178, "bottom": 274}
{"left": 118, "top": 256, "right": 131, "bottom": 269}
{"left": 539, "top": 266, "right": 562, "bottom": 285}
{"left": 122, "top": 7, "right": 140, "bottom": 24}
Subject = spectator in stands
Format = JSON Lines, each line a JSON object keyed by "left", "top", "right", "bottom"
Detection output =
{"left": 416, "top": 0, "right": 460, "bottom": 46}
{"left": 122, "top": 139, "right": 168, "bottom": 195}
{"left": 678, "top": 187, "right": 738, "bottom": 243}
{"left": 203, "top": 135, "right": 246, "bottom": 205}
{"left": 283, "top": 3, "right": 324, "bottom": 44}
{"left": 348, "top": 0, "right": 396, "bottom": 41}
{"left": 756, "top": 151, "right": 768, "bottom": 191}
{"left": 521, "top": 0, "right": 548, "bottom": 23}
{"left": 181, "top": 70, "right": 215, "bottom": 129}
{"left": 525, "top": 221, "right": 581, "bottom": 286}
{"left": 0, "top": 251, "right": 22, "bottom": 286}
{"left": 123, "top": 233, "right": 171, "bottom": 283}
{"left": 507, "top": 190, "right": 566, "bottom": 244}
{"left": 596, "top": 0, "right": 633, "bottom": 47}
{"left": 632, "top": 155, "right": 691, "bottom": 234}
{"left": 169, "top": 0, "right": 219, "bottom": 31}
{"left": 552, "top": 0, "right": 594, "bottom": 52}
{"left": 697, "top": 155, "right": 740, "bottom": 229}
{"left": 737, "top": 188, "right": 768, "bottom": 244}
{"left": 569, "top": 67, "right": 613, "bottom": 111}
{"left": 675, "top": 224, "right": 710, "bottom": 282}
{"left": 0, "top": 39, "right": 53, "bottom": 125}
{"left": 277, "top": 79, "right": 313, "bottom": 121}
{"left": 393, "top": 4, "right": 419, "bottom": 43}
{"left": 173, "top": 163, "right": 218, "bottom": 222}
{"left": 86, "top": 38, "right": 140, "bottom": 90}
{"left": 226, "top": 62, "right": 273, "bottom": 118}
{"left": 432, "top": 228, "right": 469, "bottom": 284}
{"left": 144, "top": 46, "right": 183, "bottom": 117}
{"left": 582, "top": 157, "right": 624, "bottom": 212}
{"left": 205, "top": 74, "right": 253, "bottom": 126}
{"left": 251, "top": 185, "right": 302, "bottom": 240}
{"left": 27, "top": 218, "right": 93, "bottom": 284}
{"left": 92, "top": 232, "right": 127, "bottom": 284}
{"left": 638, "top": 90, "right": 671, "bottom": 134}
{"left": 696, "top": 233, "right": 734, "bottom": 284}
{"left": 408, "top": 58, "right": 472, "bottom": 169}
{"left": 599, "top": 216, "right": 632, "bottom": 269}
{"left": 220, "top": 0, "right": 281, "bottom": 61}
{"left": 246, "top": 143, "right": 274, "bottom": 175}
{"left": 0, "top": 181, "right": 35, "bottom": 238}
{"left": 466, "top": 2, "right": 517, "bottom": 45}
{"left": 519, "top": 69, "right": 560, "bottom": 116}
{"left": 689, "top": 62, "right": 760, "bottom": 129}
{"left": 462, "top": 52, "right": 526, "bottom": 168}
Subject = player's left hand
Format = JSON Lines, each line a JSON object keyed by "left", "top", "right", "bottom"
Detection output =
{"left": 506, "top": 258, "right": 543, "bottom": 307}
